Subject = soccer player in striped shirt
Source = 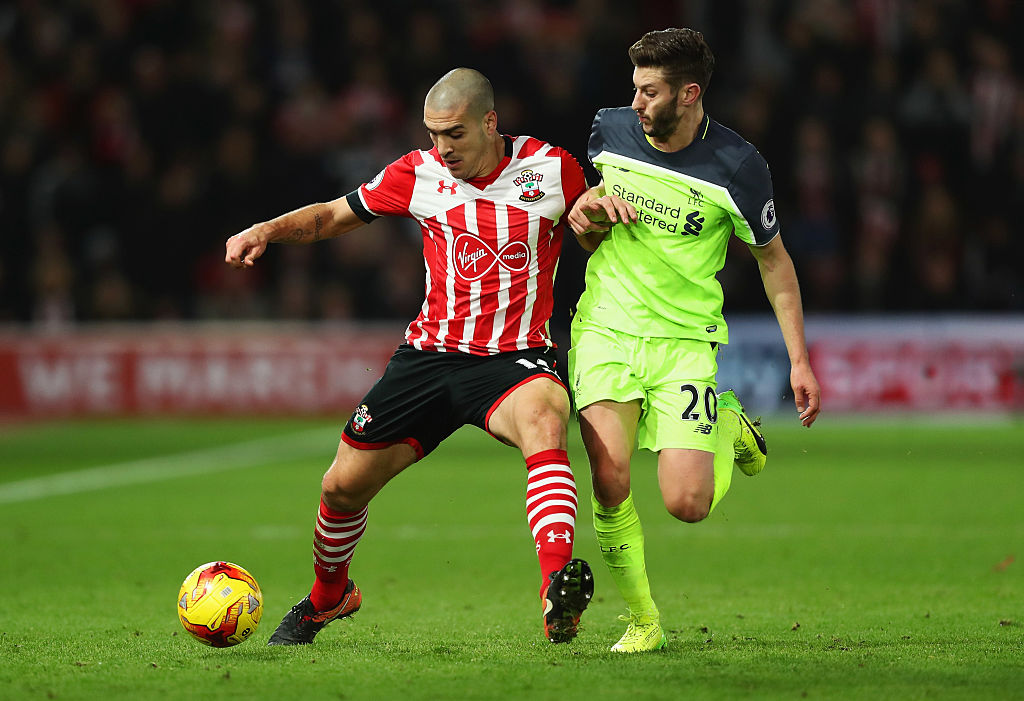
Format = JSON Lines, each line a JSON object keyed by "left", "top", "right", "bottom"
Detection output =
{"left": 226, "top": 68, "right": 592, "bottom": 645}
{"left": 566, "top": 29, "right": 821, "bottom": 653}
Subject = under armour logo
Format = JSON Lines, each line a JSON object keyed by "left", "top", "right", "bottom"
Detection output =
{"left": 453, "top": 233, "right": 531, "bottom": 281}
{"left": 547, "top": 529, "right": 573, "bottom": 543}
{"left": 438, "top": 180, "right": 458, "bottom": 194}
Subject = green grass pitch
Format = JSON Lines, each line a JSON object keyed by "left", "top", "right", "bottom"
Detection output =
{"left": 1, "top": 416, "right": 1022, "bottom": 700}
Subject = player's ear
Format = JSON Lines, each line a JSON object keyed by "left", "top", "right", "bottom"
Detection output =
{"left": 483, "top": 110, "right": 498, "bottom": 135}
{"left": 679, "top": 82, "right": 701, "bottom": 107}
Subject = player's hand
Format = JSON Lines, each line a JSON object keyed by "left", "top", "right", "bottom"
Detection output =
{"left": 225, "top": 225, "right": 269, "bottom": 269}
{"left": 568, "top": 195, "right": 637, "bottom": 237}
{"left": 791, "top": 362, "right": 821, "bottom": 427}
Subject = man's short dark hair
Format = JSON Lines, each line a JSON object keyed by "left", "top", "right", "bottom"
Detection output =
{"left": 628, "top": 28, "right": 715, "bottom": 95}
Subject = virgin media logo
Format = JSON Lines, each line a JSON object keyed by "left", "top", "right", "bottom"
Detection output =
{"left": 453, "top": 233, "right": 531, "bottom": 281}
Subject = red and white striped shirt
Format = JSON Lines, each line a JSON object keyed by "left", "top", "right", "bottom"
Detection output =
{"left": 347, "top": 135, "right": 585, "bottom": 356}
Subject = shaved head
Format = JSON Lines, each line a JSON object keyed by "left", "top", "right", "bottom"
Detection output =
{"left": 424, "top": 68, "right": 494, "bottom": 119}
{"left": 423, "top": 68, "right": 502, "bottom": 180}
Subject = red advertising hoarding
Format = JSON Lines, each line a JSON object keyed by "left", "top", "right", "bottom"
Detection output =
{"left": 710, "top": 315, "right": 1024, "bottom": 415}
{"left": 1, "top": 317, "right": 1023, "bottom": 417}
{"left": 0, "top": 325, "right": 403, "bottom": 417}
{"left": 810, "top": 339, "right": 1024, "bottom": 411}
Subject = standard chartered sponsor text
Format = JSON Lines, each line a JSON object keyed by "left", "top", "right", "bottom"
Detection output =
{"left": 611, "top": 183, "right": 682, "bottom": 233}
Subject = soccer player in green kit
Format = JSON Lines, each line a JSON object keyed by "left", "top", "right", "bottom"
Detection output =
{"left": 566, "top": 28, "right": 822, "bottom": 653}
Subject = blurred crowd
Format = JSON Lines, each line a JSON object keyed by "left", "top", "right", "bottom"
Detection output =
{"left": 1, "top": 0, "right": 1021, "bottom": 331}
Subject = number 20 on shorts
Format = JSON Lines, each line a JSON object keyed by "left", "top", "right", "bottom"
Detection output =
{"left": 680, "top": 383, "right": 717, "bottom": 422}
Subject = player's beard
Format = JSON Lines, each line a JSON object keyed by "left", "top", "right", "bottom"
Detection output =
{"left": 642, "top": 93, "right": 683, "bottom": 140}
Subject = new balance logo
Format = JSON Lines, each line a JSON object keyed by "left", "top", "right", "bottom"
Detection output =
{"left": 694, "top": 423, "right": 713, "bottom": 435}
{"left": 547, "top": 530, "right": 572, "bottom": 543}
{"left": 683, "top": 210, "right": 704, "bottom": 236}
{"left": 437, "top": 180, "right": 458, "bottom": 194}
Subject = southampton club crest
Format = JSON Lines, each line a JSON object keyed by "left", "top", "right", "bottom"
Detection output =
{"left": 514, "top": 169, "right": 545, "bottom": 202}
{"left": 351, "top": 404, "right": 373, "bottom": 434}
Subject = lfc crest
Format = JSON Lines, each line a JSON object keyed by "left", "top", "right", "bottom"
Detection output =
{"left": 514, "top": 169, "right": 545, "bottom": 202}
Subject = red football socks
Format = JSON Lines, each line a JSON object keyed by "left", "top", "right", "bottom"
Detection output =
{"left": 525, "top": 449, "right": 577, "bottom": 593}
{"left": 310, "top": 498, "right": 367, "bottom": 611}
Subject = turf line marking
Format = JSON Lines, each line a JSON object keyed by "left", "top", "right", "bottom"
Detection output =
{"left": 0, "top": 427, "right": 339, "bottom": 505}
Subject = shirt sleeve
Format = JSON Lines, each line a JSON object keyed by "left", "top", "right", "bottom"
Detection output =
{"left": 556, "top": 147, "right": 587, "bottom": 214}
{"left": 587, "top": 109, "right": 606, "bottom": 175}
{"left": 727, "top": 150, "right": 780, "bottom": 246}
{"left": 346, "top": 151, "right": 420, "bottom": 223}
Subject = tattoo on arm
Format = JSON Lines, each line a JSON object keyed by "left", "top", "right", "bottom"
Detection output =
{"left": 280, "top": 227, "right": 306, "bottom": 243}
{"left": 275, "top": 205, "right": 327, "bottom": 244}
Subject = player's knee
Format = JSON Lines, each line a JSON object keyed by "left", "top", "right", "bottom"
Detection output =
{"left": 591, "top": 464, "right": 631, "bottom": 508}
{"left": 663, "top": 492, "right": 710, "bottom": 523}
{"left": 536, "top": 411, "right": 568, "bottom": 443}
{"left": 520, "top": 402, "right": 568, "bottom": 443}
{"left": 321, "top": 468, "right": 368, "bottom": 512}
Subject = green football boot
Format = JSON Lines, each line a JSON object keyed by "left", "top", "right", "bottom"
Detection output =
{"left": 717, "top": 390, "right": 767, "bottom": 476}
{"left": 610, "top": 613, "right": 668, "bottom": 653}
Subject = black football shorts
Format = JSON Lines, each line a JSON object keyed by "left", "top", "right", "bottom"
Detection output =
{"left": 341, "top": 344, "right": 567, "bottom": 459}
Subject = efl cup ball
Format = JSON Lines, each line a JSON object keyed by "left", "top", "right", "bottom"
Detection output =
{"left": 177, "top": 561, "right": 263, "bottom": 647}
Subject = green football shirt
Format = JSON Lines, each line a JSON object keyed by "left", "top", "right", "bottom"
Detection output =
{"left": 577, "top": 108, "right": 779, "bottom": 343}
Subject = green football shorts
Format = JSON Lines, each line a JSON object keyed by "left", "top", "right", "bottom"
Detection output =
{"left": 569, "top": 315, "right": 721, "bottom": 453}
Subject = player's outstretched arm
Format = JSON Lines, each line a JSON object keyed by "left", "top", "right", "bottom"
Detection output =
{"left": 749, "top": 235, "right": 821, "bottom": 427}
{"left": 225, "top": 197, "right": 366, "bottom": 269}
{"left": 567, "top": 182, "right": 637, "bottom": 252}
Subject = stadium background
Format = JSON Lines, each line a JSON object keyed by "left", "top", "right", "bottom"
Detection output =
{"left": 1, "top": 5, "right": 1022, "bottom": 699}
{"left": 0, "top": 0, "right": 1022, "bottom": 417}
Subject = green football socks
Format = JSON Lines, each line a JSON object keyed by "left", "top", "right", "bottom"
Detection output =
{"left": 593, "top": 413, "right": 742, "bottom": 622}
{"left": 709, "top": 408, "right": 740, "bottom": 514}
{"left": 591, "top": 492, "right": 659, "bottom": 623}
